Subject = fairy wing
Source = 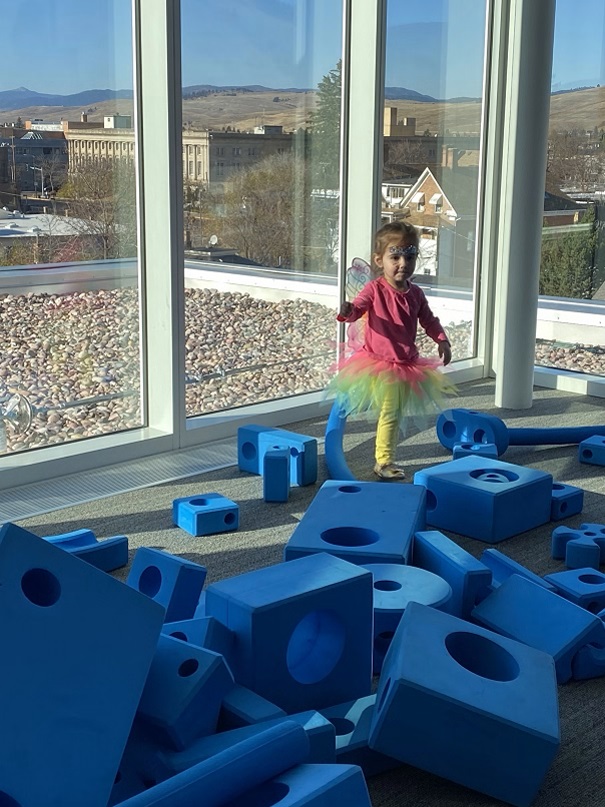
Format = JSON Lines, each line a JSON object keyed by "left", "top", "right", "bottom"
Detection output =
{"left": 344, "top": 257, "right": 373, "bottom": 353}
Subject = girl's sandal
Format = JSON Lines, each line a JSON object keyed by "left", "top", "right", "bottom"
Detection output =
{"left": 373, "top": 462, "right": 406, "bottom": 480}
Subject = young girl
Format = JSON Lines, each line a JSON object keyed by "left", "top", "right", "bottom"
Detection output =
{"left": 330, "top": 220, "right": 454, "bottom": 479}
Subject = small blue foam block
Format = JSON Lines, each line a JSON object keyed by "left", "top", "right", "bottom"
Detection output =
{"left": 173, "top": 492, "right": 239, "bottom": 536}
{"left": 263, "top": 447, "right": 290, "bottom": 502}
{"left": 44, "top": 528, "right": 129, "bottom": 571}
{"left": 159, "top": 711, "right": 336, "bottom": 777}
{"left": 127, "top": 547, "right": 207, "bottom": 623}
{"left": 369, "top": 601, "right": 560, "bottom": 807}
{"left": 363, "top": 563, "right": 452, "bottom": 675}
{"left": 222, "top": 764, "right": 373, "bottom": 807}
{"left": 544, "top": 567, "right": 605, "bottom": 612}
{"left": 452, "top": 441, "right": 499, "bottom": 459}
{"left": 284, "top": 480, "right": 424, "bottom": 566}
{"left": 0, "top": 522, "right": 164, "bottom": 807}
{"left": 137, "top": 633, "right": 234, "bottom": 750}
{"left": 412, "top": 530, "right": 492, "bottom": 619}
{"left": 218, "top": 684, "right": 287, "bottom": 731}
{"left": 550, "top": 481, "right": 584, "bottom": 521}
{"left": 571, "top": 642, "right": 605, "bottom": 680}
{"left": 116, "top": 720, "right": 310, "bottom": 807}
{"left": 472, "top": 573, "right": 605, "bottom": 683}
{"left": 163, "top": 615, "right": 234, "bottom": 662}
{"left": 320, "top": 695, "right": 399, "bottom": 778}
{"left": 480, "top": 548, "right": 556, "bottom": 592}
{"left": 205, "top": 552, "right": 373, "bottom": 713}
{"left": 436, "top": 408, "right": 510, "bottom": 455}
{"left": 238, "top": 424, "right": 318, "bottom": 485}
{"left": 413, "top": 455, "right": 553, "bottom": 543}
{"left": 579, "top": 434, "right": 605, "bottom": 466}
{"left": 552, "top": 523, "right": 605, "bottom": 566}
{"left": 566, "top": 537, "right": 602, "bottom": 571}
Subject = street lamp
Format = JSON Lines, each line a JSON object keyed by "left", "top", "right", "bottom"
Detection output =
{"left": 27, "top": 165, "right": 44, "bottom": 196}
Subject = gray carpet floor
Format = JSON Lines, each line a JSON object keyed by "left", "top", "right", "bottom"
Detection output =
{"left": 16, "top": 379, "right": 605, "bottom": 807}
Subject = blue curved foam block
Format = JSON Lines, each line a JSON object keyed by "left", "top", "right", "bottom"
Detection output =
{"left": 324, "top": 402, "right": 356, "bottom": 481}
{"left": 44, "top": 529, "right": 129, "bottom": 572}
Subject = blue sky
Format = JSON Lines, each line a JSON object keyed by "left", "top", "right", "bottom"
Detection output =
{"left": 1, "top": 0, "right": 604, "bottom": 99}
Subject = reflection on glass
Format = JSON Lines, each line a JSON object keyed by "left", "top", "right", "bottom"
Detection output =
{"left": 0, "top": 1, "right": 141, "bottom": 453}
{"left": 382, "top": 0, "right": 488, "bottom": 363}
{"left": 536, "top": 0, "right": 605, "bottom": 377}
{"left": 181, "top": 0, "right": 342, "bottom": 416}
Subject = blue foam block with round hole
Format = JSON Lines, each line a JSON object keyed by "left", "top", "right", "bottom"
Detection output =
{"left": 205, "top": 552, "right": 373, "bottom": 713}
{"left": 0, "top": 521, "right": 165, "bottom": 807}
{"left": 173, "top": 493, "right": 239, "bottom": 536}
{"left": 283, "top": 480, "right": 425, "bottom": 566}
{"left": 413, "top": 455, "right": 553, "bottom": 543}
{"left": 544, "top": 567, "right": 605, "bottom": 612}
{"left": 237, "top": 424, "right": 317, "bottom": 485}
{"left": 550, "top": 481, "right": 584, "bottom": 521}
{"left": 437, "top": 408, "right": 510, "bottom": 455}
{"left": 369, "top": 601, "right": 560, "bottom": 807}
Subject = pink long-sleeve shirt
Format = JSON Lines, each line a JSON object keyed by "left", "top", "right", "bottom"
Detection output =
{"left": 337, "top": 277, "right": 449, "bottom": 364}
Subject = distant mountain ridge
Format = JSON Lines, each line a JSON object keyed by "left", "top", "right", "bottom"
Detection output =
{"left": 0, "top": 87, "right": 133, "bottom": 111}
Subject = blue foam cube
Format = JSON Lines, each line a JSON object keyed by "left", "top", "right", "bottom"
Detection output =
{"left": 163, "top": 615, "right": 234, "bottom": 662}
{"left": 413, "top": 455, "right": 553, "bottom": 542}
{"left": 550, "top": 481, "right": 584, "bottom": 521}
{"left": 579, "top": 435, "right": 605, "bottom": 466}
{"left": 127, "top": 547, "right": 207, "bottom": 622}
{"left": 263, "top": 447, "right": 290, "bottom": 502}
{"left": 370, "top": 601, "right": 560, "bottom": 807}
{"left": 205, "top": 552, "right": 373, "bottom": 713}
{"left": 544, "top": 567, "right": 605, "bottom": 612}
{"left": 238, "top": 424, "right": 317, "bottom": 485}
{"left": 173, "top": 493, "right": 239, "bottom": 536}
{"left": 284, "top": 480, "right": 425, "bottom": 566}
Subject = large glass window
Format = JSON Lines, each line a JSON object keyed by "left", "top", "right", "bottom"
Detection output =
{"left": 0, "top": 0, "right": 141, "bottom": 454}
{"left": 382, "top": 0, "right": 489, "bottom": 363}
{"left": 181, "top": 0, "right": 342, "bottom": 417}
{"left": 536, "top": 0, "right": 605, "bottom": 378}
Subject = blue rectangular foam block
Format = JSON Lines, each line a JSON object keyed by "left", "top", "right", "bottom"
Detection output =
{"left": 452, "top": 441, "right": 499, "bottom": 459}
{"left": 127, "top": 547, "right": 207, "bottom": 623}
{"left": 173, "top": 493, "right": 239, "bottom": 536}
{"left": 157, "top": 711, "right": 336, "bottom": 778}
{"left": 370, "top": 601, "right": 560, "bottom": 807}
{"left": 284, "top": 480, "right": 425, "bottom": 566}
{"left": 205, "top": 552, "right": 373, "bottom": 713}
{"left": 544, "top": 567, "right": 605, "bottom": 611}
{"left": 0, "top": 522, "right": 164, "bottom": 807}
{"left": 218, "top": 684, "right": 287, "bottom": 730}
{"left": 163, "top": 615, "right": 234, "bottom": 662}
{"left": 44, "top": 528, "right": 129, "bottom": 572}
{"left": 472, "top": 573, "right": 605, "bottom": 683}
{"left": 413, "top": 455, "right": 553, "bottom": 542}
{"left": 220, "top": 764, "right": 373, "bottom": 807}
{"left": 238, "top": 424, "right": 318, "bottom": 485}
{"left": 320, "top": 694, "right": 399, "bottom": 778}
{"left": 579, "top": 435, "right": 605, "bottom": 466}
{"left": 550, "top": 481, "right": 584, "bottom": 521}
{"left": 263, "top": 448, "right": 290, "bottom": 502}
{"left": 412, "top": 530, "right": 492, "bottom": 619}
{"left": 480, "top": 547, "right": 556, "bottom": 592}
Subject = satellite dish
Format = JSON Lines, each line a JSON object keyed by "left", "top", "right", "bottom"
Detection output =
{"left": 209, "top": 234, "right": 218, "bottom": 246}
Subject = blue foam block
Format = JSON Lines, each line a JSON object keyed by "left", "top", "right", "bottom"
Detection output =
{"left": 173, "top": 493, "right": 239, "bottom": 536}
{"left": 472, "top": 573, "right": 605, "bottom": 683}
{"left": 163, "top": 615, "right": 234, "bottom": 661}
{"left": 436, "top": 408, "right": 510, "bottom": 455}
{"left": 572, "top": 643, "right": 605, "bottom": 680}
{"left": 116, "top": 720, "right": 310, "bottom": 807}
{"left": 284, "top": 480, "right": 424, "bottom": 566}
{"left": 413, "top": 455, "right": 553, "bottom": 542}
{"left": 238, "top": 424, "right": 318, "bottom": 485}
{"left": 579, "top": 435, "right": 605, "bottom": 466}
{"left": 370, "top": 601, "right": 560, "bottom": 807}
{"left": 127, "top": 547, "right": 207, "bottom": 622}
{"left": 0, "top": 522, "right": 164, "bottom": 807}
{"left": 263, "top": 447, "right": 290, "bottom": 502}
{"left": 480, "top": 547, "right": 556, "bottom": 592}
{"left": 363, "top": 563, "right": 452, "bottom": 674}
{"left": 205, "top": 552, "right": 373, "bottom": 713}
{"left": 550, "top": 481, "right": 584, "bottom": 521}
{"left": 137, "top": 633, "right": 233, "bottom": 749}
{"left": 452, "top": 441, "right": 499, "bottom": 459}
{"left": 158, "top": 711, "right": 336, "bottom": 778}
{"left": 565, "top": 537, "right": 602, "bottom": 571}
{"left": 552, "top": 523, "right": 605, "bottom": 568}
{"left": 218, "top": 684, "right": 287, "bottom": 731}
{"left": 412, "top": 530, "right": 492, "bottom": 619}
{"left": 544, "top": 567, "right": 605, "bottom": 612}
{"left": 221, "top": 763, "right": 373, "bottom": 807}
{"left": 44, "top": 528, "right": 129, "bottom": 571}
{"left": 320, "top": 695, "right": 399, "bottom": 778}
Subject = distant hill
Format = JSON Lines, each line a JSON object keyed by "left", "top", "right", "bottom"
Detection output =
{"left": 385, "top": 87, "right": 438, "bottom": 103}
{"left": 0, "top": 86, "right": 133, "bottom": 111}
{"left": 182, "top": 84, "right": 311, "bottom": 95}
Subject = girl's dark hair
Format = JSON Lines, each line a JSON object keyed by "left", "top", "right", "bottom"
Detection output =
{"left": 372, "top": 220, "right": 419, "bottom": 271}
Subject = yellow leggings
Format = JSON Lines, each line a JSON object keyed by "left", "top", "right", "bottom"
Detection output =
{"left": 375, "top": 382, "right": 401, "bottom": 466}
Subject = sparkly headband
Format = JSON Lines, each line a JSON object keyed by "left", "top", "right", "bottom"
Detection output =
{"left": 389, "top": 245, "right": 418, "bottom": 258}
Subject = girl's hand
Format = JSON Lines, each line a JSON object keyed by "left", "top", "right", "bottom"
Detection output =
{"left": 439, "top": 341, "right": 452, "bottom": 366}
{"left": 338, "top": 301, "right": 353, "bottom": 319}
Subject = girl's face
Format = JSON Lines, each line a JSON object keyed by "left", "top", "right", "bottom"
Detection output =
{"left": 375, "top": 238, "right": 418, "bottom": 290}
